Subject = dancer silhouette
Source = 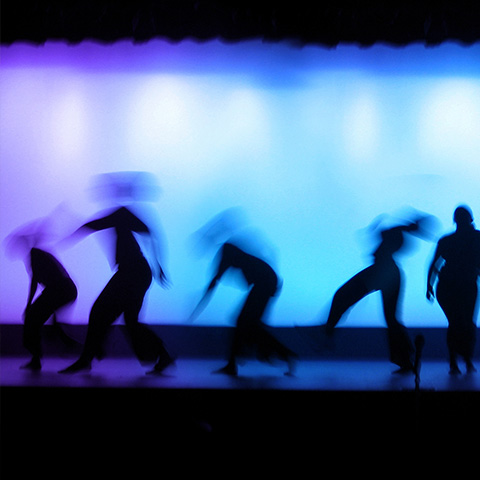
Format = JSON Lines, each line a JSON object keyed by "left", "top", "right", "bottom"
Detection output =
{"left": 324, "top": 213, "right": 433, "bottom": 373}
{"left": 427, "top": 205, "right": 480, "bottom": 374}
{"left": 4, "top": 230, "right": 78, "bottom": 370}
{"left": 59, "top": 206, "right": 173, "bottom": 374}
{"left": 190, "top": 241, "right": 296, "bottom": 376}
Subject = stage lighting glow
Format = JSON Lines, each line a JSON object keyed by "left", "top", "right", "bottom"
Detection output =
{"left": 51, "top": 89, "right": 88, "bottom": 159}
{"left": 343, "top": 89, "right": 380, "bottom": 161}
{"left": 129, "top": 75, "right": 194, "bottom": 158}
{"left": 222, "top": 88, "right": 271, "bottom": 153}
{"left": 1, "top": 40, "right": 480, "bottom": 329}
{"left": 420, "top": 79, "right": 480, "bottom": 162}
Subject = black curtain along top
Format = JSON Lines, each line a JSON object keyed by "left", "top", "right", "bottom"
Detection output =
{"left": 2, "top": 0, "right": 480, "bottom": 47}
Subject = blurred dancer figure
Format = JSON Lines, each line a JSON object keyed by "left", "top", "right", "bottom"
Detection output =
{"left": 190, "top": 210, "right": 296, "bottom": 376}
{"left": 427, "top": 205, "right": 480, "bottom": 374}
{"left": 5, "top": 221, "right": 78, "bottom": 371}
{"left": 324, "top": 211, "right": 435, "bottom": 373}
{"left": 60, "top": 173, "right": 173, "bottom": 374}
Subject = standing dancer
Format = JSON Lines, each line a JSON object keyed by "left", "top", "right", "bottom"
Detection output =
{"left": 427, "top": 205, "right": 480, "bottom": 374}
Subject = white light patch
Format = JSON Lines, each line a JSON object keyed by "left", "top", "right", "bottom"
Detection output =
{"left": 221, "top": 88, "right": 272, "bottom": 154}
{"left": 343, "top": 91, "right": 380, "bottom": 161}
{"left": 50, "top": 87, "right": 88, "bottom": 159}
{"left": 419, "top": 79, "right": 480, "bottom": 162}
{"left": 127, "top": 75, "right": 196, "bottom": 160}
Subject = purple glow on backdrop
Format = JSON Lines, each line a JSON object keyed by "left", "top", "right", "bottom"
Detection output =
{"left": 1, "top": 39, "right": 480, "bottom": 327}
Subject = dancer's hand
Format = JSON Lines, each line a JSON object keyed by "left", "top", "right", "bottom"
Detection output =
{"left": 159, "top": 269, "right": 171, "bottom": 288}
{"left": 426, "top": 284, "right": 435, "bottom": 301}
{"left": 154, "top": 264, "right": 171, "bottom": 288}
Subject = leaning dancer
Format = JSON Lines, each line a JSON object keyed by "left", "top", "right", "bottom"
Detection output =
{"left": 22, "top": 247, "right": 78, "bottom": 370}
{"left": 59, "top": 206, "right": 173, "bottom": 374}
{"left": 324, "top": 214, "right": 433, "bottom": 373}
{"left": 4, "top": 223, "right": 78, "bottom": 371}
{"left": 190, "top": 242, "right": 297, "bottom": 376}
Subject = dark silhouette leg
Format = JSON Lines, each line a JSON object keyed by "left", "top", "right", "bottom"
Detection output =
{"left": 454, "top": 284, "right": 477, "bottom": 372}
{"left": 437, "top": 281, "right": 461, "bottom": 372}
{"left": 325, "top": 267, "right": 374, "bottom": 333}
{"left": 325, "top": 262, "right": 413, "bottom": 369}
{"left": 437, "top": 278, "right": 477, "bottom": 373}
{"left": 119, "top": 266, "right": 174, "bottom": 374}
{"left": 380, "top": 269, "right": 414, "bottom": 371}
{"left": 216, "top": 287, "right": 295, "bottom": 375}
{"left": 125, "top": 308, "right": 174, "bottom": 375}
{"left": 59, "top": 274, "right": 124, "bottom": 373}
{"left": 23, "top": 286, "right": 77, "bottom": 370}
{"left": 23, "top": 295, "right": 53, "bottom": 370}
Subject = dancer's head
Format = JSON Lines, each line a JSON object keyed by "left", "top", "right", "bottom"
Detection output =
{"left": 454, "top": 205, "right": 474, "bottom": 229}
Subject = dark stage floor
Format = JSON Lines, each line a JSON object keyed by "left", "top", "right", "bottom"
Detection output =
{"left": 3, "top": 324, "right": 480, "bottom": 473}
{"left": 1, "top": 355, "right": 480, "bottom": 391}
{"left": 2, "top": 354, "right": 480, "bottom": 474}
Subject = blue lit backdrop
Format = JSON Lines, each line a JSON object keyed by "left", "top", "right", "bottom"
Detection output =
{"left": 1, "top": 40, "right": 480, "bottom": 327}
